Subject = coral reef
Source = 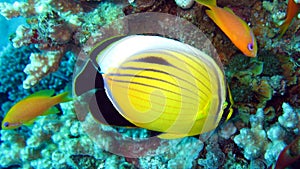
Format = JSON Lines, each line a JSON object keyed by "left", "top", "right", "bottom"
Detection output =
{"left": 234, "top": 102, "right": 300, "bottom": 166}
{"left": 225, "top": 54, "right": 275, "bottom": 107}
{"left": 0, "top": 0, "right": 299, "bottom": 168}
{"left": 0, "top": 0, "right": 124, "bottom": 89}
{"left": 234, "top": 108, "right": 269, "bottom": 160}
{"left": 137, "top": 137, "right": 204, "bottom": 169}
{"left": 198, "top": 135, "right": 226, "bottom": 169}
{"left": 0, "top": 44, "right": 75, "bottom": 123}
{"left": 0, "top": 101, "right": 135, "bottom": 168}
{"left": 174, "top": 0, "right": 194, "bottom": 9}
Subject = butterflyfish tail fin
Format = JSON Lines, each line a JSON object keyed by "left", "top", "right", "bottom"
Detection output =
{"left": 195, "top": 0, "right": 217, "bottom": 8}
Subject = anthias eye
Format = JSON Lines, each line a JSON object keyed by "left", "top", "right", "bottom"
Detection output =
{"left": 4, "top": 122, "right": 9, "bottom": 127}
{"left": 248, "top": 43, "right": 254, "bottom": 51}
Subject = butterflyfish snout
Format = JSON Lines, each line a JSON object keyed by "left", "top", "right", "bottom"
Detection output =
{"left": 74, "top": 35, "right": 233, "bottom": 139}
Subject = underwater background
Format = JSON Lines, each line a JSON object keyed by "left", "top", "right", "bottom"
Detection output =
{"left": 0, "top": 0, "right": 299, "bottom": 169}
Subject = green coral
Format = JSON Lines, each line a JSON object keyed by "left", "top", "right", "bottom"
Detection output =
{"left": 226, "top": 52, "right": 279, "bottom": 106}
{"left": 257, "top": 51, "right": 283, "bottom": 76}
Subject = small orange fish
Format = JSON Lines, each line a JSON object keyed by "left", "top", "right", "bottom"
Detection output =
{"left": 279, "top": 0, "right": 300, "bottom": 37}
{"left": 1, "top": 89, "right": 71, "bottom": 130}
{"left": 195, "top": 0, "right": 257, "bottom": 57}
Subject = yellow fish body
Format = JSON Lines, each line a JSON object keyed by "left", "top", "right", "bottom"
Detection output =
{"left": 195, "top": 0, "right": 257, "bottom": 57}
{"left": 1, "top": 90, "right": 70, "bottom": 130}
{"left": 74, "top": 35, "right": 233, "bottom": 139}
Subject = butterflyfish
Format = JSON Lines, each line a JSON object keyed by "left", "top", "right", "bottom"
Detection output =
{"left": 195, "top": 0, "right": 257, "bottom": 57}
{"left": 74, "top": 35, "right": 233, "bottom": 139}
{"left": 1, "top": 89, "right": 71, "bottom": 130}
{"left": 279, "top": 0, "right": 300, "bottom": 37}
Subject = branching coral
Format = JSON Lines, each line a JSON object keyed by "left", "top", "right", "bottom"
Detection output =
{"left": 218, "top": 122, "right": 237, "bottom": 140}
{"left": 0, "top": 0, "right": 124, "bottom": 89}
{"left": 135, "top": 137, "right": 204, "bottom": 169}
{"left": 23, "top": 50, "right": 65, "bottom": 89}
{"left": 174, "top": 0, "right": 195, "bottom": 9}
{"left": 234, "top": 102, "right": 300, "bottom": 166}
{"left": 0, "top": 101, "right": 135, "bottom": 168}
{"left": 198, "top": 142, "right": 225, "bottom": 169}
{"left": 234, "top": 108, "right": 269, "bottom": 160}
{"left": 278, "top": 102, "right": 300, "bottom": 134}
{"left": 0, "top": 44, "right": 75, "bottom": 110}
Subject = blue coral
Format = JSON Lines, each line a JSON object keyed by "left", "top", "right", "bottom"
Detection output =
{"left": 234, "top": 108, "right": 269, "bottom": 160}
{"left": 234, "top": 102, "right": 300, "bottom": 166}
{"left": 198, "top": 143, "right": 225, "bottom": 169}
{"left": 279, "top": 102, "right": 300, "bottom": 134}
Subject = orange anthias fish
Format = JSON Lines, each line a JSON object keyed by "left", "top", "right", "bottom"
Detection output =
{"left": 1, "top": 89, "right": 71, "bottom": 130}
{"left": 195, "top": 0, "right": 257, "bottom": 57}
{"left": 279, "top": 0, "right": 300, "bottom": 37}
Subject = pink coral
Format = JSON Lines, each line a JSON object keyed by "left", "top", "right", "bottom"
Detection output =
{"left": 23, "top": 49, "right": 65, "bottom": 89}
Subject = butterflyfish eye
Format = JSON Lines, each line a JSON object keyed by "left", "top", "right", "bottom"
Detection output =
{"left": 3, "top": 122, "right": 9, "bottom": 127}
{"left": 247, "top": 43, "right": 254, "bottom": 51}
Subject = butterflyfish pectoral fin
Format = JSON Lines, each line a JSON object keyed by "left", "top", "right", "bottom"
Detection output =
{"left": 157, "top": 133, "right": 187, "bottom": 139}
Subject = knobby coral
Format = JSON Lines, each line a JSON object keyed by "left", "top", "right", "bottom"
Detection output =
{"left": 234, "top": 102, "right": 300, "bottom": 167}
{"left": 0, "top": 0, "right": 124, "bottom": 89}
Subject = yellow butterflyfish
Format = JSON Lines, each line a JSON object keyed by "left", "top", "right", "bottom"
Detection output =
{"left": 1, "top": 89, "right": 71, "bottom": 130}
{"left": 73, "top": 35, "right": 233, "bottom": 139}
{"left": 195, "top": 0, "right": 257, "bottom": 57}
